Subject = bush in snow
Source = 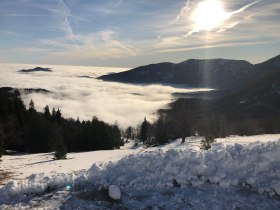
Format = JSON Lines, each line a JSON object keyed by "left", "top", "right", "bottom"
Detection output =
{"left": 200, "top": 135, "right": 216, "bottom": 150}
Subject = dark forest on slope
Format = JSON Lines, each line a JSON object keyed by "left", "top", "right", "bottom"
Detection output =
{"left": 0, "top": 87, "right": 123, "bottom": 156}
{"left": 137, "top": 70, "right": 280, "bottom": 145}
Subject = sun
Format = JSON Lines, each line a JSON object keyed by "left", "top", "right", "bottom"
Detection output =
{"left": 191, "top": 0, "right": 230, "bottom": 31}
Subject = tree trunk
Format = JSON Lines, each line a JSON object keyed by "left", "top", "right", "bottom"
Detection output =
{"left": 181, "top": 135, "right": 185, "bottom": 143}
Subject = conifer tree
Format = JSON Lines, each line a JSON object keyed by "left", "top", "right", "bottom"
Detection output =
{"left": 54, "top": 137, "right": 67, "bottom": 160}
{"left": 0, "top": 140, "right": 4, "bottom": 159}
{"left": 125, "top": 126, "right": 133, "bottom": 142}
{"left": 28, "top": 99, "right": 36, "bottom": 113}
{"left": 140, "top": 117, "right": 149, "bottom": 143}
{"left": 56, "top": 108, "right": 62, "bottom": 123}
{"left": 43, "top": 105, "right": 51, "bottom": 119}
{"left": 51, "top": 108, "right": 56, "bottom": 121}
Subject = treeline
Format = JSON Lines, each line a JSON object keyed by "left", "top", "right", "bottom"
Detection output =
{"left": 132, "top": 95, "right": 280, "bottom": 145}
{"left": 0, "top": 88, "right": 123, "bottom": 157}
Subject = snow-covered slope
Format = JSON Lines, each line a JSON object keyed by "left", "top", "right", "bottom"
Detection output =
{"left": 0, "top": 140, "right": 142, "bottom": 182}
{"left": 0, "top": 135, "right": 280, "bottom": 209}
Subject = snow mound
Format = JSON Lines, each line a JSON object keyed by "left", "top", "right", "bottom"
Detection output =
{"left": 1, "top": 139, "right": 279, "bottom": 207}
{"left": 87, "top": 140, "right": 280, "bottom": 196}
{"left": 109, "top": 185, "right": 121, "bottom": 200}
{"left": 0, "top": 172, "right": 84, "bottom": 204}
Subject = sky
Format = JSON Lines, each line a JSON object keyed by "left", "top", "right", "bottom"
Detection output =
{"left": 0, "top": 0, "right": 279, "bottom": 68}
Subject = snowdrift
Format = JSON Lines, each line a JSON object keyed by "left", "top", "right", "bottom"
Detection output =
{"left": 0, "top": 173, "right": 78, "bottom": 203}
{"left": 87, "top": 140, "right": 280, "bottom": 196}
{"left": 0, "top": 139, "right": 279, "bottom": 205}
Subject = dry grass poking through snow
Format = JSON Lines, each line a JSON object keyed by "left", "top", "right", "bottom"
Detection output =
{"left": 0, "top": 170, "right": 14, "bottom": 186}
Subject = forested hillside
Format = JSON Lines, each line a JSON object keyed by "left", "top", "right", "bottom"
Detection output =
{"left": 137, "top": 70, "right": 280, "bottom": 145}
{"left": 0, "top": 87, "right": 123, "bottom": 155}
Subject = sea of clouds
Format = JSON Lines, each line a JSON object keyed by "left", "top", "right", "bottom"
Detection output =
{"left": 0, "top": 63, "right": 209, "bottom": 128}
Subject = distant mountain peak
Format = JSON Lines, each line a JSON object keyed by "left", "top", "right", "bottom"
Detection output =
{"left": 98, "top": 55, "right": 279, "bottom": 90}
{"left": 179, "top": 58, "right": 251, "bottom": 62}
{"left": 18, "top": 67, "right": 52, "bottom": 73}
{"left": 257, "top": 54, "right": 280, "bottom": 65}
{"left": 270, "top": 54, "right": 280, "bottom": 60}
{"left": 266, "top": 54, "right": 280, "bottom": 63}
{"left": 255, "top": 54, "right": 280, "bottom": 74}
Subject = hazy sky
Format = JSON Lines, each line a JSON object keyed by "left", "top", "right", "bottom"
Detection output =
{"left": 0, "top": 0, "right": 279, "bottom": 67}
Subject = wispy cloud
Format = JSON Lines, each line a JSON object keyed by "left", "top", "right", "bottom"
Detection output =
{"left": 214, "top": 0, "right": 260, "bottom": 33}
{"left": 231, "top": 0, "right": 260, "bottom": 15}
{"left": 0, "top": 14, "right": 48, "bottom": 17}
{"left": 155, "top": 0, "right": 265, "bottom": 48}
{"left": 114, "top": 0, "right": 125, "bottom": 9}
{"left": 59, "top": 0, "right": 74, "bottom": 38}
{"left": 26, "top": 0, "right": 89, "bottom": 38}
{"left": 184, "top": 0, "right": 261, "bottom": 37}
{"left": 1, "top": 0, "right": 279, "bottom": 66}
{"left": 0, "top": 30, "right": 20, "bottom": 36}
{"left": 95, "top": 0, "right": 126, "bottom": 15}
{"left": 217, "top": 21, "right": 241, "bottom": 33}
{"left": 174, "top": 0, "right": 192, "bottom": 22}
{"left": 157, "top": 40, "right": 272, "bottom": 54}
{"left": 28, "top": 29, "right": 139, "bottom": 62}
{"left": 153, "top": 0, "right": 280, "bottom": 57}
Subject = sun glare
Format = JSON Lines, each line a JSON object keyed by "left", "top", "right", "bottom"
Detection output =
{"left": 192, "top": 0, "right": 230, "bottom": 31}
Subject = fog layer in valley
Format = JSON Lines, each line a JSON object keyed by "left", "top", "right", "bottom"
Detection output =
{"left": 0, "top": 63, "right": 210, "bottom": 128}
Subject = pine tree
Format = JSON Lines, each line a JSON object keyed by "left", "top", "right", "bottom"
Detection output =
{"left": 140, "top": 117, "right": 150, "bottom": 143}
{"left": 0, "top": 140, "right": 4, "bottom": 159}
{"left": 51, "top": 108, "right": 56, "bottom": 121}
{"left": 28, "top": 99, "right": 36, "bottom": 113}
{"left": 56, "top": 108, "right": 62, "bottom": 123}
{"left": 154, "top": 112, "right": 170, "bottom": 144}
{"left": 125, "top": 126, "right": 133, "bottom": 142}
{"left": 54, "top": 138, "right": 67, "bottom": 160}
{"left": 25, "top": 116, "right": 54, "bottom": 153}
{"left": 43, "top": 105, "right": 51, "bottom": 119}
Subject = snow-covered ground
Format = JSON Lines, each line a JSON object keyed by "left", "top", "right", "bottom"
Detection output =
{"left": 0, "top": 141, "right": 143, "bottom": 183}
{"left": 0, "top": 134, "right": 280, "bottom": 209}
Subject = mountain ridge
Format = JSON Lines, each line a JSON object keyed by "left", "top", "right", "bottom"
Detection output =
{"left": 98, "top": 55, "right": 280, "bottom": 90}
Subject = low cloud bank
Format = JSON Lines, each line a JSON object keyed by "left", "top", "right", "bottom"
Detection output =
{"left": 0, "top": 63, "right": 209, "bottom": 128}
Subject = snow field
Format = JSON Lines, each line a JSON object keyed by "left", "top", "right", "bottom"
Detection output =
{"left": 0, "top": 145, "right": 140, "bottom": 181}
